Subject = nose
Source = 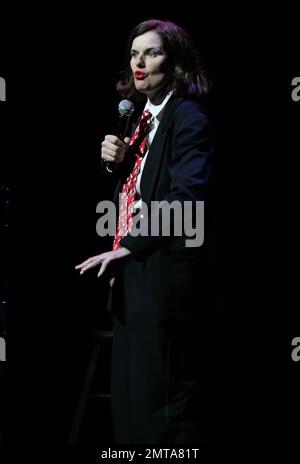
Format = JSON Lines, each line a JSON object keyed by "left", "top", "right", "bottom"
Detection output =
{"left": 135, "top": 54, "right": 145, "bottom": 68}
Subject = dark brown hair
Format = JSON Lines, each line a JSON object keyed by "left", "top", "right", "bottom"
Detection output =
{"left": 116, "top": 19, "right": 210, "bottom": 102}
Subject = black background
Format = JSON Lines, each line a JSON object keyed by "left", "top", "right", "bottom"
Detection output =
{"left": 1, "top": 2, "right": 299, "bottom": 452}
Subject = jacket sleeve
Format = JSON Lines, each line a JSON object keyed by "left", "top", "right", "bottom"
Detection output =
{"left": 120, "top": 101, "right": 213, "bottom": 260}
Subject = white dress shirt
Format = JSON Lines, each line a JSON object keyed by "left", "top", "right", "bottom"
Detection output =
{"left": 134, "top": 91, "right": 173, "bottom": 212}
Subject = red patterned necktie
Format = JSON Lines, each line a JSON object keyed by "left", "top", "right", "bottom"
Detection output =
{"left": 113, "top": 109, "right": 152, "bottom": 250}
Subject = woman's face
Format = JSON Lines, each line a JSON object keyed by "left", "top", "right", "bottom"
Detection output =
{"left": 130, "top": 31, "right": 170, "bottom": 102}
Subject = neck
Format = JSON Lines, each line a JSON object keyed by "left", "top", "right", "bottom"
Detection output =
{"left": 147, "top": 86, "right": 171, "bottom": 106}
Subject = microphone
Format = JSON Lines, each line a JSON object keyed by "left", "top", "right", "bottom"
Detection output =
{"left": 105, "top": 99, "right": 135, "bottom": 173}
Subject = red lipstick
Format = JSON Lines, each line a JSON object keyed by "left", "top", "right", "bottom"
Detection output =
{"left": 135, "top": 71, "right": 146, "bottom": 80}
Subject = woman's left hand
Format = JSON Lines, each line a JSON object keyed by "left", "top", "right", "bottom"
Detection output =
{"left": 75, "top": 247, "right": 132, "bottom": 285}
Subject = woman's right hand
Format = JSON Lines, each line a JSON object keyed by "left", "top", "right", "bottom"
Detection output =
{"left": 101, "top": 135, "right": 130, "bottom": 164}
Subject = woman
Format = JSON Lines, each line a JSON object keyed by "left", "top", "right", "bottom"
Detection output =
{"left": 76, "top": 19, "right": 219, "bottom": 444}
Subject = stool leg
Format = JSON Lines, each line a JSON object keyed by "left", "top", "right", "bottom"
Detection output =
{"left": 68, "top": 343, "right": 101, "bottom": 444}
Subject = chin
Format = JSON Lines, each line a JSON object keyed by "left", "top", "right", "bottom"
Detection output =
{"left": 135, "top": 82, "right": 148, "bottom": 91}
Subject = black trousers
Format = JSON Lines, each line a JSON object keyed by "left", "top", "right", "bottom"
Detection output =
{"left": 111, "top": 260, "right": 220, "bottom": 444}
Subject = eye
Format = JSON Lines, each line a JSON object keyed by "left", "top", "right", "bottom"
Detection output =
{"left": 148, "top": 50, "right": 158, "bottom": 57}
{"left": 130, "top": 51, "right": 138, "bottom": 58}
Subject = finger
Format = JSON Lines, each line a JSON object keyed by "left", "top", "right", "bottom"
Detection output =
{"left": 75, "top": 263, "right": 89, "bottom": 269}
{"left": 102, "top": 147, "right": 124, "bottom": 163}
{"left": 109, "top": 277, "right": 115, "bottom": 288}
{"left": 104, "top": 135, "right": 124, "bottom": 147}
{"left": 79, "top": 256, "right": 103, "bottom": 274}
{"left": 123, "top": 137, "right": 131, "bottom": 145}
{"left": 80, "top": 263, "right": 95, "bottom": 274}
{"left": 97, "top": 259, "right": 109, "bottom": 277}
{"left": 101, "top": 153, "right": 117, "bottom": 162}
{"left": 102, "top": 152, "right": 124, "bottom": 164}
{"left": 102, "top": 144, "right": 119, "bottom": 156}
{"left": 103, "top": 143, "right": 125, "bottom": 158}
{"left": 75, "top": 257, "right": 94, "bottom": 269}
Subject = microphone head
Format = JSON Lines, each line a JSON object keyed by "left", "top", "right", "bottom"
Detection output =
{"left": 118, "top": 99, "right": 135, "bottom": 117}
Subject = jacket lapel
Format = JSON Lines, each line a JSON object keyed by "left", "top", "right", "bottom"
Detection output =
{"left": 140, "top": 96, "right": 182, "bottom": 204}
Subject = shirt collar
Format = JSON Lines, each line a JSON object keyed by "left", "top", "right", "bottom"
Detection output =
{"left": 144, "top": 91, "right": 174, "bottom": 121}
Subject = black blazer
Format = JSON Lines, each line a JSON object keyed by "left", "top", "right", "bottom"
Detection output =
{"left": 107, "top": 95, "right": 217, "bottom": 326}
